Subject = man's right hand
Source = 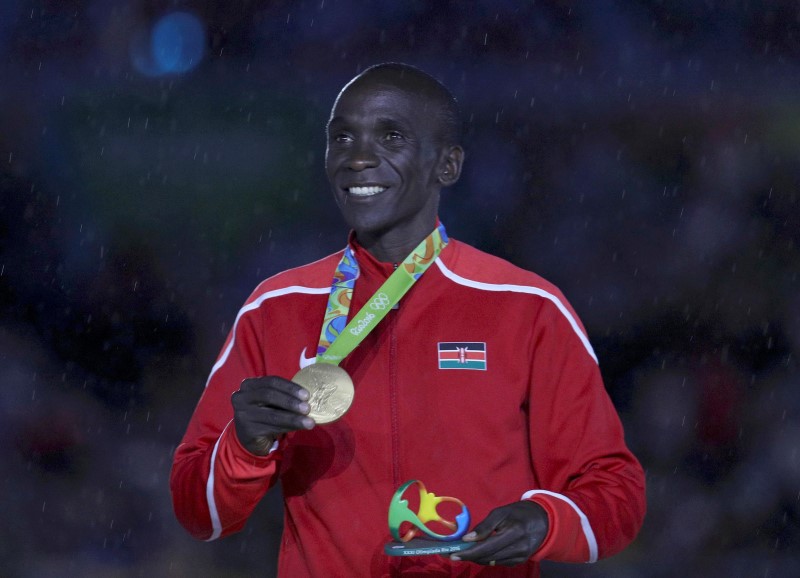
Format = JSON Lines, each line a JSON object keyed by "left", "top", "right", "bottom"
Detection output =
{"left": 231, "top": 376, "right": 316, "bottom": 456}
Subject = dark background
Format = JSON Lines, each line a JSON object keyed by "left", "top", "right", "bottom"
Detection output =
{"left": 1, "top": 1, "right": 798, "bottom": 576}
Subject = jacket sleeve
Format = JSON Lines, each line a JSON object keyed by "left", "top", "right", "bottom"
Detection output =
{"left": 525, "top": 298, "right": 646, "bottom": 563}
{"left": 169, "top": 299, "right": 282, "bottom": 541}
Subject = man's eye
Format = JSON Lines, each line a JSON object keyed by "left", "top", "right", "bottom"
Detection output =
{"left": 385, "top": 131, "right": 404, "bottom": 141}
{"left": 334, "top": 133, "right": 352, "bottom": 143}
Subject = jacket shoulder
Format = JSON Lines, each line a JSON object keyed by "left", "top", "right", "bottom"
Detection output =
{"left": 444, "top": 239, "right": 565, "bottom": 298}
{"left": 242, "top": 250, "right": 342, "bottom": 306}
{"left": 442, "top": 239, "right": 596, "bottom": 362}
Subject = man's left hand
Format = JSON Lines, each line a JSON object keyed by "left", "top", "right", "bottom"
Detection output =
{"left": 450, "top": 500, "right": 549, "bottom": 567}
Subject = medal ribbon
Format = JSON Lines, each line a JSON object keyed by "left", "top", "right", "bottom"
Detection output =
{"left": 316, "top": 223, "right": 448, "bottom": 365}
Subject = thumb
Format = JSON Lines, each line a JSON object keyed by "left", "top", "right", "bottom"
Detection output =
{"left": 461, "top": 510, "right": 504, "bottom": 542}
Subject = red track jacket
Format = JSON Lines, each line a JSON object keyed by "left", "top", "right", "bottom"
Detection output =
{"left": 170, "top": 235, "right": 646, "bottom": 577}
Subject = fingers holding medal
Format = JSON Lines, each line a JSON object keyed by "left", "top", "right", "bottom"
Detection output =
{"left": 232, "top": 375, "right": 316, "bottom": 455}
{"left": 292, "top": 364, "right": 354, "bottom": 424}
{"left": 231, "top": 365, "right": 353, "bottom": 456}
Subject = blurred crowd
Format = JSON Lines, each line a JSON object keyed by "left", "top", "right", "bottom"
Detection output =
{"left": 1, "top": 1, "right": 798, "bottom": 576}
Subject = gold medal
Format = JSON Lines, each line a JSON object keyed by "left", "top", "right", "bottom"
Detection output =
{"left": 292, "top": 364, "right": 354, "bottom": 424}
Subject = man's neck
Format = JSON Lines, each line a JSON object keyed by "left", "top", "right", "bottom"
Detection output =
{"left": 356, "top": 221, "right": 436, "bottom": 264}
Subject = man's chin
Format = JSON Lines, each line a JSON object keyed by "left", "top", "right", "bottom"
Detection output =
{"left": 347, "top": 218, "right": 392, "bottom": 238}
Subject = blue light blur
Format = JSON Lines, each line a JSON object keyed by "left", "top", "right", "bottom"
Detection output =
{"left": 152, "top": 12, "right": 205, "bottom": 74}
{"left": 130, "top": 11, "right": 205, "bottom": 77}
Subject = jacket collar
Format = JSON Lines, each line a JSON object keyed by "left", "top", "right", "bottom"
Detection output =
{"left": 347, "top": 231, "right": 397, "bottom": 279}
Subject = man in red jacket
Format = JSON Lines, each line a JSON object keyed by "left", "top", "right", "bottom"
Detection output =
{"left": 170, "top": 62, "right": 645, "bottom": 576}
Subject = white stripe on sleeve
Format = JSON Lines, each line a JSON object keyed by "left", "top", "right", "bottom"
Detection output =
{"left": 521, "top": 489, "right": 598, "bottom": 563}
{"left": 434, "top": 258, "right": 598, "bottom": 364}
{"left": 205, "top": 285, "right": 330, "bottom": 388}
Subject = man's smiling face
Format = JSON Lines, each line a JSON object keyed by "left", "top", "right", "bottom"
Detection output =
{"left": 325, "top": 75, "right": 449, "bottom": 248}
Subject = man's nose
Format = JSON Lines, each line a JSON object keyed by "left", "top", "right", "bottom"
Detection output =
{"left": 347, "top": 143, "right": 379, "bottom": 171}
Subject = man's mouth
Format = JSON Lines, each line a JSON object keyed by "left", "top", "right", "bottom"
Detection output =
{"left": 347, "top": 185, "right": 387, "bottom": 197}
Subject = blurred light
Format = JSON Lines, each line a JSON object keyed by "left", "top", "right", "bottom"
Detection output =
{"left": 152, "top": 12, "right": 205, "bottom": 74}
{"left": 130, "top": 11, "right": 205, "bottom": 77}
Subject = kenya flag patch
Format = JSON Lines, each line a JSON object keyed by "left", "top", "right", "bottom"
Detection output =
{"left": 438, "top": 342, "right": 487, "bottom": 370}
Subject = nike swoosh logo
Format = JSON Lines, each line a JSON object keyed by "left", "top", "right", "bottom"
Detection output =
{"left": 299, "top": 347, "right": 316, "bottom": 369}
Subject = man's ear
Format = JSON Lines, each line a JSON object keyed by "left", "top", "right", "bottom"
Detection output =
{"left": 437, "top": 145, "right": 464, "bottom": 187}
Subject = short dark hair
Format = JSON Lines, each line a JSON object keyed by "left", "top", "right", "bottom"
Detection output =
{"left": 346, "top": 62, "right": 462, "bottom": 147}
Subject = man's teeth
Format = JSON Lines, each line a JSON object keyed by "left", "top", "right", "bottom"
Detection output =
{"left": 348, "top": 186, "right": 386, "bottom": 196}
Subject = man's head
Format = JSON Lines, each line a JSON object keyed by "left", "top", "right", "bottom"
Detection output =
{"left": 325, "top": 63, "right": 464, "bottom": 257}
{"left": 345, "top": 63, "right": 462, "bottom": 146}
